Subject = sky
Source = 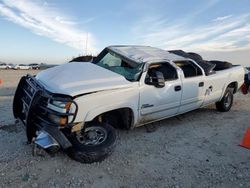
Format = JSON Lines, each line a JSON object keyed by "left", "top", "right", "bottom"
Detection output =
{"left": 0, "top": 0, "right": 249, "bottom": 66}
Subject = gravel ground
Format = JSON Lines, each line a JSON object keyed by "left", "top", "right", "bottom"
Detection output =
{"left": 0, "top": 69, "right": 250, "bottom": 188}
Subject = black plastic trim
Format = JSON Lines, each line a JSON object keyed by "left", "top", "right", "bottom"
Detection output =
{"left": 13, "top": 74, "right": 78, "bottom": 143}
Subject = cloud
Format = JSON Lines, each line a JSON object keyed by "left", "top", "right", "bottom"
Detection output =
{"left": 212, "top": 15, "right": 232, "bottom": 22}
{"left": 55, "top": 16, "right": 76, "bottom": 25}
{"left": 132, "top": 13, "right": 250, "bottom": 52}
{"left": 0, "top": 0, "right": 97, "bottom": 54}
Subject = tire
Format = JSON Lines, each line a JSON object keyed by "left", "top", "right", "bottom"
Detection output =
{"left": 216, "top": 88, "right": 234, "bottom": 112}
{"left": 187, "top": 52, "right": 203, "bottom": 62}
{"left": 209, "top": 60, "right": 232, "bottom": 71}
{"left": 66, "top": 123, "right": 116, "bottom": 163}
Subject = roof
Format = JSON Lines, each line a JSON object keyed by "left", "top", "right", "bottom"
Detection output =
{"left": 107, "top": 45, "right": 187, "bottom": 64}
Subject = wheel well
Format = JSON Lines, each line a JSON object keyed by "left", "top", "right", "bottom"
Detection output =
{"left": 227, "top": 82, "right": 238, "bottom": 94}
{"left": 92, "top": 108, "right": 134, "bottom": 130}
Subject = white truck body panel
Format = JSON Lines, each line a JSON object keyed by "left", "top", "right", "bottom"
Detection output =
{"left": 35, "top": 46, "right": 245, "bottom": 128}
{"left": 138, "top": 69, "right": 182, "bottom": 123}
{"left": 202, "top": 66, "right": 244, "bottom": 105}
{"left": 74, "top": 85, "right": 140, "bottom": 124}
{"left": 36, "top": 62, "right": 133, "bottom": 96}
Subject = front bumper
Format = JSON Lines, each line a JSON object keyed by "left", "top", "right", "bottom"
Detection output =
{"left": 13, "top": 75, "right": 77, "bottom": 149}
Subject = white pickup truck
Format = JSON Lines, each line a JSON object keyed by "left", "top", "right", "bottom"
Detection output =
{"left": 13, "top": 45, "right": 245, "bottom": 163}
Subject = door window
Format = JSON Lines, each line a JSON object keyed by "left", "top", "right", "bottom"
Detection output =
{"left": 146, "top": 63, "right": 178, "bottom": 82}
{"left": 174, "top": 61, "right": 202, "bottom": 78}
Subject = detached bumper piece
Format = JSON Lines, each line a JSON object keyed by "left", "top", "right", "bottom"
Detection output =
{"left": 35, "top": 131, "right": 59, "bottom": 149}
{"left": 13, "top": 75, "right": 78, "bottom": 149}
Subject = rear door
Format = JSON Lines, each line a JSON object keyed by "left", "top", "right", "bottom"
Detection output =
{"left": 139, "top": 62, "right": 182, "bottom": 124}
{"left": 174, "top": 60, "right": 206, "bottom": 113}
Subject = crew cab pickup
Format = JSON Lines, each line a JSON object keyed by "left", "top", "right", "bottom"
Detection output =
{"left": 13, "top": 45, "right": 245, "bottom": 163}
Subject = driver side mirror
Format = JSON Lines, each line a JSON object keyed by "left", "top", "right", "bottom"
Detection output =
{"left": 145, "top": 71, "right": 165, "bottom": 88}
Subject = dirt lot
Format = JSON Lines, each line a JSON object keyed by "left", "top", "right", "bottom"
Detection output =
{"left": 0, "top": 69, "right": 250, "bottom": 188}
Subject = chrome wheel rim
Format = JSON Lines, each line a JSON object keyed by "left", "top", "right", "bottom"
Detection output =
{"left": 76, "top": 126, "right": 107, "bottom": 146}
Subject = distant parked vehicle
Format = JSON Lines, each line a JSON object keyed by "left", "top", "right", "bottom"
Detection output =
{"left": 29, "top": 63, "right": 40, "bottom": 70}
{"left": 7, "top": 63, "right": 15, "bottom": 69}
{"left": 14, "top": 64, "right": 32, "bottom": 70}
{"left": 0, "top": 63, "right": 8, "bottom": 69}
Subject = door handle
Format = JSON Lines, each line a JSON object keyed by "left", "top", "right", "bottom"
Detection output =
{"left": 199, "top": 82, "right": 204, "bottom": 87}
{"left": 174, "top": 85, "right": 181, "bottom": 91}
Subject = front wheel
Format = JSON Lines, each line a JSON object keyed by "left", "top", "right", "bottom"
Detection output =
{"left": 66, "top": 123, "right": 116, "bottom": 163}
{"left": 216, "top": 88, "right": 234, "bottom": 112}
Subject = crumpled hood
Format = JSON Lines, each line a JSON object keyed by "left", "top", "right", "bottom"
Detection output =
{"left": 36, "top": 62, "right": 132, "bottom": 96}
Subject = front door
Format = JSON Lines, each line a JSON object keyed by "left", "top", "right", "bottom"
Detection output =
{"left": 139, "top": 63, "right": 182, "bottom": 124}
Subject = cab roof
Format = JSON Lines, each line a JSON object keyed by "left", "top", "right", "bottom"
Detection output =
{"left": 107, "top": 45, "right": 187, "bottom": 64}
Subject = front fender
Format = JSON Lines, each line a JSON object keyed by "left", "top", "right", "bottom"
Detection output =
{"left": 84, "top": 102, "right": 138, "bottom": 126}
{"left": 73, "top": 86, "right": 140, "bottom": 128}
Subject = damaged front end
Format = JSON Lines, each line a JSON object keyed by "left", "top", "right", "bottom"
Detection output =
{"left": 13, "top": 75, "right": 78, "bottom": 153}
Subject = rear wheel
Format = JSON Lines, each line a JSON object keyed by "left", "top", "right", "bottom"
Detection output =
{"left": 67, "top": 123, "right": 116, "bottom": 163}
{"left": 216, "top": 88, "right": 234, "bottom": 112}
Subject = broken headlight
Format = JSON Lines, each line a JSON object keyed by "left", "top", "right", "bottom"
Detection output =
{"left": 47, "top": 99, "right": 77, "bottom": 126}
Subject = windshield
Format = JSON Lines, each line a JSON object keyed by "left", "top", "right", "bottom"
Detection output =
{"left": 94, "top": 50, "right": 143, "bottom": 81}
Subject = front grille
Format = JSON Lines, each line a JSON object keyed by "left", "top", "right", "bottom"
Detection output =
{"left": 13, "top": 75, "right": 78, "bottom": 128}
{"left": 13, "top": 75, "right": 43, "bottom": 124}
